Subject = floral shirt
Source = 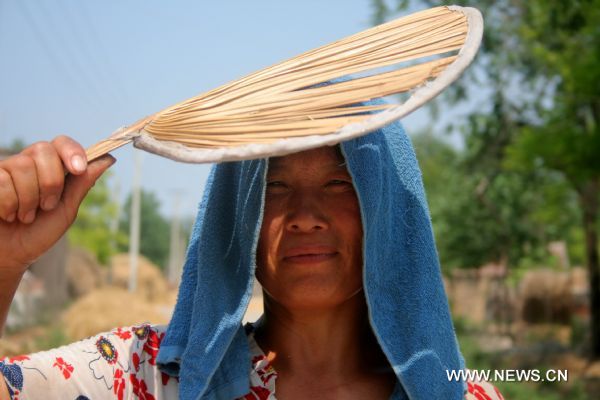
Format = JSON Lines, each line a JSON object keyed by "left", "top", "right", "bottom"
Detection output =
{"left": 1, "top": 324, "right": 502, "bottom": 400}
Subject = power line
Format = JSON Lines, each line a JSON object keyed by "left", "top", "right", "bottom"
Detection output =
{"left": 28, "top": 0, "right": 110, "bottom": 114}
{"left": 128, "top": 149, "right": 142, "bottom": 293}
{"left": 15, "top": 1, "right": 93, "bottom": 107}
{"left": 57, "top": 1, "right": 130, "bottom": 112}
{"left": 78, "top": 1, "right": 134, "bottom": 109}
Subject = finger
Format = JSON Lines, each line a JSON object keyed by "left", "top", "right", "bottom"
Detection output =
{"left": 3, "top": 154, "right": 40, "bottom": 224}
{"left": 51, "top": 135, "right": 87, "bottom": 175}
{"left": 61, "top": 154, "right": 116, "bottom": 221}
{"left": 23, "top": 141, "right": 65, "bottom": 211}
{"left": 0, "top": 167, "right": 18, "bottom": 222}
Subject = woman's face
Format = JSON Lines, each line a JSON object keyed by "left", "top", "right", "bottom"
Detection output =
{"left": 256, "top": 146, "right": 363, "bottom": 310}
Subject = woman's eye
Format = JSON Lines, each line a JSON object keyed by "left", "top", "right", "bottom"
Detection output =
{"left": 266, "top": 181, "right": 289, "bottom": 193}
{"left": 326, "top": 179, "right": 353, "bottom": 191}
{"left": 267, "top": 181, "right": 285, "bottom": 187}
{"left": 327, "top": 179, "right": 350, "bottom": 186}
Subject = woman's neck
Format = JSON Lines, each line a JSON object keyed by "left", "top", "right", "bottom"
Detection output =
{"left": 253, "top": 291, "right": 391, "bottom": 380}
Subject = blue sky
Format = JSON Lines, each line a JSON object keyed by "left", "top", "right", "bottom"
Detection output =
{"left": 0, "top": 0, "right": 438, "bottom": 218}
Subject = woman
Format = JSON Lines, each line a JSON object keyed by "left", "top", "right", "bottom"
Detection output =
{"left": 0, "top": 121, "right": 503, "bottom": 399}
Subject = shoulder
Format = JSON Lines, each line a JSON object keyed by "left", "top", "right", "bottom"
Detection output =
{"left": 1, "top": 324, "right": 176, "bottom": 399}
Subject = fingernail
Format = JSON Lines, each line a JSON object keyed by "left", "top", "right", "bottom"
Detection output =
{"left": 23, "top": 210, "right": 36, "bottom": 224}
{"left": 99, "top": 154, "right": 116, "bottom": 166}
{"left": 106, "top": 154, "right": 117, "bottom": 167}
{"left": 42, "top": 195, "right": 58, "bottom": 211}
{"left": 7, "top": 212, "right": 16, "bottom": 223}
{"left": 71, "top": 155, "right": 86, "bottom": 173}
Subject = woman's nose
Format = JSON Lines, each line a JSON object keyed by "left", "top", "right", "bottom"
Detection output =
{"left": 285, "top": 193, "right": 329, "bottom": 233}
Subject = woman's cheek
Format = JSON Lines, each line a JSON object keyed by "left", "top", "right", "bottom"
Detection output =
{"left": 258, "top": 211, "right": 283, "bottom": 266}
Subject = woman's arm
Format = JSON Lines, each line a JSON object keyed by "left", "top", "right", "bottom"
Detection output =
{"left": 0, "top": 371, "right": 8, "bottom": 400}
{"left": 0, "top": 136, "right": 115, "bottom": 333}
{"left": 0, "top": 268, "right": 25, "bottom": 340}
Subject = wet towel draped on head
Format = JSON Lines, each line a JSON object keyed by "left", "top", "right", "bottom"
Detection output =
{"left": 156, "top": 118, "right": 466, "bottom": 399}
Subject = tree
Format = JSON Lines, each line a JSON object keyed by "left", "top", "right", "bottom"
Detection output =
{"left": 412, "top": 132, "right": 580, "bottom": 271}
{"left": 503, "top": 0, "right": 600, "bottom": 356}
{"left": 68, "top": 172, "right": 124, "bottom": 265}
{"left": 8, "top": 139, "right": 26, "bottom": 153}
{"left": 119, "top": 190, "right": 170, "bottom": 271}
{"left": 373, "top": 0, "right": 600, "bottom": 357}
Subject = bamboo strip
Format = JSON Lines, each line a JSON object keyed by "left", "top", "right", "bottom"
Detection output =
{"left": 85, "top": 6, "right": 480, "bottom": 162}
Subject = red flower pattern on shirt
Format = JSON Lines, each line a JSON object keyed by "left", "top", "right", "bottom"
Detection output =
{"left": 142, "top": 329, "right": 164, "bottom": 366}
{"left": 7, "top": 355, "right": 29, "bottom": 363}
{"left": 114, "top": 327, "right": 133, "bottom": 341}
{"left": 252, "top": 355, "right": 276, "bottom": 385}
{"left": 114, "top": 369, "right": 126, "bottom": 400}
{"left": 468, "top": 381, "right": 493, "bottom": 400}
{"left": 493, "top": 386, "right": 505, "bottom": 400}
{"left": 132, "top": 352, "right": 141, "bottom": 372}
{"left": 52, "top": 357, "right": 74, "bottom": 379}
{"left": 244, "top": 385, "right": 271, "bottom": 400}
{"left": 160, "top": 371, "right": 172, "bottom": 386}
{"left": 130, "top": 373, "right": 156, "bottom": 400}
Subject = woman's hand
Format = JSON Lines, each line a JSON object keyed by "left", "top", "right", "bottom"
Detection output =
{"left": 0, "top": 135, "right": 115, "bottom": 273}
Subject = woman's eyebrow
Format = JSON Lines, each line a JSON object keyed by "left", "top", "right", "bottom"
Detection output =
{"left": 266, "top": 159, "right": 348, "bottom": 174}
{"left": 266, "top": 163, "right": 283, "bottom": 173}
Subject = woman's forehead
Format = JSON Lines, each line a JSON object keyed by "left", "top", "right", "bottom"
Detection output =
{"left": 268, "top": 146, "right": 346, "bottom": 172}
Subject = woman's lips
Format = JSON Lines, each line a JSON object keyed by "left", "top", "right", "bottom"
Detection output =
{"left": 285, "top": 253, "right": 338, "bottom": 264}
{"left": 282, "top": 246, "right": 338, "bottom": 264}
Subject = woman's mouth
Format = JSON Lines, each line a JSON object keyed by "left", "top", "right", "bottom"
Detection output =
{"left": 283, "top": 246, "right": 338, "bottom": 264}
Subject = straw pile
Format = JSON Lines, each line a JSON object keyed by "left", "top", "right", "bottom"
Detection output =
{"left": 61, "top": 287, "right": 172, "bottom": 340}
{"left": 519, "top": 268, "right": 576, "bottom": 324}
{"left": 61, "top": 254, "right": 176, "bottom": 340}
{"left": 109, "top": 253, "right": 174, "bottom": 303}
{"left": 65, "top": 247, "right": 106, "bottom": 298}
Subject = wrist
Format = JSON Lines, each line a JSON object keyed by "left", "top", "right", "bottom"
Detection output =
{"left": 0, "top": 263, "right": 28, "bottom": 280}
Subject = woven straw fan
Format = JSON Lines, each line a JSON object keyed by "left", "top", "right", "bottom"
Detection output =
{"left": 86, "top": 6, "right": 483, "bottom": 164}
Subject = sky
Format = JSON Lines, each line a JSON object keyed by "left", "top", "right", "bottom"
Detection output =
{"left": 0, "top": 0, "right": 443, "bottom": 219}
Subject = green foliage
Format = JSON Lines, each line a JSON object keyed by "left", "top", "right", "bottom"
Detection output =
{"left": 375, "top": 0, "right": 599, "bottom": 268}
{"left": 8, "top": 138, "right": 26, "bottom": 153}
{"left": 412, "top": 132, "right": 581, "bottom": 270}
{"left": 455, "top": 318, "right": 591, "bottom": 399}
{"left": 370, "top": 0, "right": 409, "bottom": 26}
{"left": 570, "top": 316, "right": 589, "bottom": 352}
{"left": 492, "top": 378, "right": 589, "bottom": 400}
{"left": 33, "top": 325, "right": 70, "bottom": 352}
{"left": 68, "top": 173, "right": 124, "bottom": 265}
{"left": 119, "top": 190, "right": 171, "bottom": 270}
{"left": 375, "top": 0, "right": 600, "bottom": 357}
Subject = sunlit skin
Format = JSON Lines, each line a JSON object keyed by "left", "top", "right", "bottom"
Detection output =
{"left": 0, "top": 142, "right": 397, "bottom": 400}
{"left": 254, "top": 146, "right": 396, "bottom": 400}
{"left": 0, "top": 136, "right": 114, "bottom": 400}
{"left": 256, "top": 146, "right": 363, "bottom": 310}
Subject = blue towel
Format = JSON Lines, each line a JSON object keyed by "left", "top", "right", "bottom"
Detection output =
{"left": 157, "top": 117, "right": 465, "bottom": 399}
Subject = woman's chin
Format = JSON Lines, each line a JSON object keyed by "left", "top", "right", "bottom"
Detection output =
{"left": 264, "top": 282, "right": 364, "bottom": 311}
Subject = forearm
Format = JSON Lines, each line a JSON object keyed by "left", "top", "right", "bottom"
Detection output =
{"left": 0, "top": 266, "right": 26, "bottom": 336}
{"left": 0, "top": 372, "right": 8, "bottom": 400}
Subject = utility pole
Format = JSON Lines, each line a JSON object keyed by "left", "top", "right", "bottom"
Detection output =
{"left": 167, "top": 191, "right": 183, "bottom": 286}
{"left": 108, "top": 176, "right": 121, "bottom": 285}
{"left": 128, "top": 149, "right": 142, "bottom": 292}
